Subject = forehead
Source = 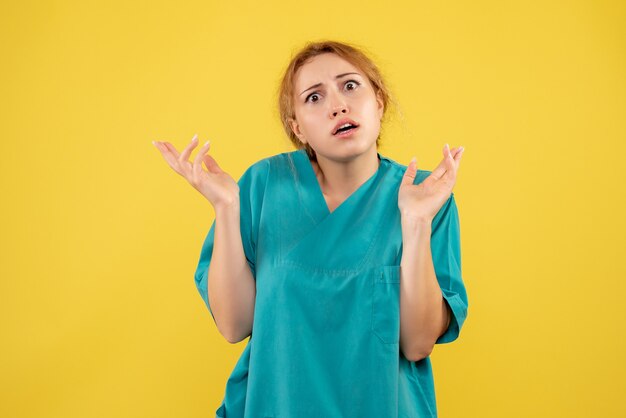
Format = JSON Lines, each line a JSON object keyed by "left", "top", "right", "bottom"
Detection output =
{"left": 294, "top": 53, "right": 362, "bottom": 88}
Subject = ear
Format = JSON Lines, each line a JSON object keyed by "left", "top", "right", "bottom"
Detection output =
{"left": 289, "top": 117, "right": 307, "bottom": 144}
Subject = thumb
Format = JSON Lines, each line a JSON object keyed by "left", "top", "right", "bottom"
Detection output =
{"left": 401, "top": 156, "right": 417, "bottom": 186}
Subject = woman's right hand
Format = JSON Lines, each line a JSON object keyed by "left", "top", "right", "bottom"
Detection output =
{"left": 153, "top": 134, "right": 239, "bottom": 210}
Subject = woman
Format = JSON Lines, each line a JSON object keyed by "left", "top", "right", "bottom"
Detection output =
{"left": 154, "top": 40, "right": 468, "bottom": 418}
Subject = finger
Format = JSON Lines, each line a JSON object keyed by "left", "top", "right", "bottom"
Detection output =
{"left": 401, "top": 156, "right": 418, "bottom": 186}
{"left": 192, "top": 140, "right": 212, "bottom": 179}
{"left": 454, "top": 146, "right": 464, "bottom": 171}
{"left": 431, "top": 144, "right": 460, "bottom": 180}
{"left": 154, "top": 141, "right": 181, "bottom": 171}
{"left": 443, "top": 143, "right": 461, "bottom": 168}
{"left": 450, "top": 145, "right": 462, "bottom": 158}
{"left": 429, "top": 145, "right": 453, "bottom": 180}
{"left": 162, "top": 142, "right": 181, "bottom": 159}
{"left": 445, "top": 143, "right": 455, "bottom": 165}
{"left": 442, "top": 144, "right": 464, "bottom": 181}
{"left": 176, "top": 134, "right": 201, "bottom": 178}
{"left": 179, "top": 134, "right": 199, "bottom": 163}
{"left": 165, "top": 141, "right": 195, "bottom": 177}
{"left": 443, "top": 144, "right": 458, "bottom": 175}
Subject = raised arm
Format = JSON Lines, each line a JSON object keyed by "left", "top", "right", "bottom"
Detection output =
{"left": 153, "top": 134, "right": 256, "bottom": 343}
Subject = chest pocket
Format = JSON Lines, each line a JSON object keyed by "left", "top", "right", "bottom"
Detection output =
{"left": 371, "top": 265, "right": 401, "bottom": 344}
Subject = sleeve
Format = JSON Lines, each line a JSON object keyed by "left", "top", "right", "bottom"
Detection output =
{"left": 430, "top": 192, "right": 469, "bottom": 344}
{"left": 192, "top": 160, "right": 268, "bottom": 325}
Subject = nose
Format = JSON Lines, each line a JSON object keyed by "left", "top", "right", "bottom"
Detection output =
{"left": 328, "top": 90, "right": 348, "bottom": 118}
{"left": 331, "top": 107, "right": 348, "bottom": 117}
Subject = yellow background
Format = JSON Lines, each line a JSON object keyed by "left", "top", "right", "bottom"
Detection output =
{"left": 2, "top": 0, "right": 624, "bottom": 417}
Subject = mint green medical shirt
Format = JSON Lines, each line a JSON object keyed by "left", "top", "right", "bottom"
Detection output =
{"left": 194, "top": 148, "right": 469, "bottom": 418}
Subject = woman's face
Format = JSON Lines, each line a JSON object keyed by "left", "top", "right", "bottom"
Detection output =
{"left": 290, "top": 53, "right": 384, "bottom": 162}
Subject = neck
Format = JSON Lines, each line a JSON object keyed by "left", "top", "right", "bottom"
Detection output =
{"left": 310, "top": 146, "right": 380, "bottom": 198}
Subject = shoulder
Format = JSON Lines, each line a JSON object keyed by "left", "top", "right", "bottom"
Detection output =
{"left": 240, "top": 149, "right": 305, "bottom": 179}
{"left": 237, "top": 149, "right": 301, "bottom": 186}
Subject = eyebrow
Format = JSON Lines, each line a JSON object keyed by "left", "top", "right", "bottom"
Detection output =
{"left": 299, "top": 72, "right": 362, "bottom": 96}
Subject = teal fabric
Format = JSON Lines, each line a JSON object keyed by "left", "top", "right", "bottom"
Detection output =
{"left": 194, "top": 148, "right": 468, "bottom": 418}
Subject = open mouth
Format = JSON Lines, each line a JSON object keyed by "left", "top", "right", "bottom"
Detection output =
{"left": 333, "top": 124, "right": 359, "bottom": 136}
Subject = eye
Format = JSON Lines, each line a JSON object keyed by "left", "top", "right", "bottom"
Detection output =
{"left": 304, "top": 80, "right": 361, "bottom": 104}
{"left": 305, "top": 92, "right": 320, "bottom": 103}
{"left": 345, "top": 79, "right": 361, "bottom": 91}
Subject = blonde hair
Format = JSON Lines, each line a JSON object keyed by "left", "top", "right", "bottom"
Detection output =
{"left": 277, "top": 40, "right": 395, "bottom": 161}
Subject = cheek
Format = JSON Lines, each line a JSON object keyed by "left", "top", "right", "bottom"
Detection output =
{"left": 362, "top": 100, "right": 382, "bottom": 123}
{"left": 299, "top": 116, "right": 316, "bottom": 134}
{"left": 301, "top": 110, "right": 325, "bottom": 130}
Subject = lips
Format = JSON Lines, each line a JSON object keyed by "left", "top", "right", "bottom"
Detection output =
{"left": 332, "top": 118, "right": 360, "bottom": 135}
{"left": 334, "top": 126, "right": 359, "bottom": 138}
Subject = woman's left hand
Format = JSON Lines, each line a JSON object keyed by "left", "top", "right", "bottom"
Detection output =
{"left": 398, "top": 144, "right": 465, "bottom": 223}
